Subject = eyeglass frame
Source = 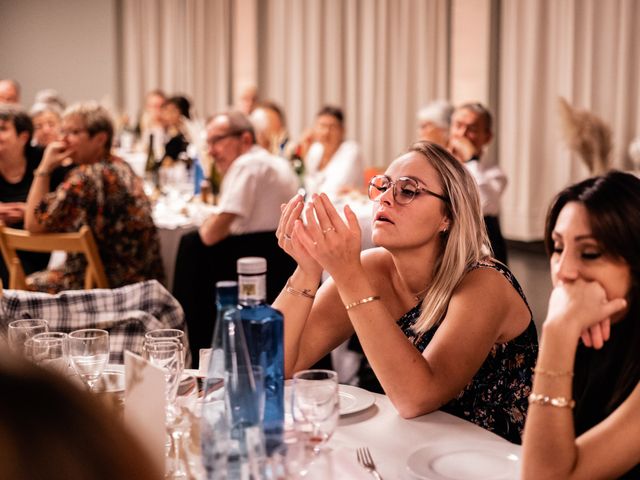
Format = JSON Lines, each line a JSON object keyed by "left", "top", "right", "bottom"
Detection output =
{"left": 368, "top": 174, "right": 450, "bottom": 205}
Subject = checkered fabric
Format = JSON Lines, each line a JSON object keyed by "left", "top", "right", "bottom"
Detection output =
{"left": 0, "top": 280, "right": 190, "bottom": 366}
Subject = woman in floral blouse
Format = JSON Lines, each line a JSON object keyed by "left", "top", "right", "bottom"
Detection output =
{"left": 24, "top": 102, "right": 164, "bottom": 292}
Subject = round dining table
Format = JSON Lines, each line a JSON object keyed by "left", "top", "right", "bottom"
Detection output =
{"left": 325, "top": 388, "right": 522, "bottom": 479}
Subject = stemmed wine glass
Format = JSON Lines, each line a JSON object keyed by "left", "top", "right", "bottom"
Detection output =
{"left": 68, "top": 329, "right": 110, "bottom": 391}
{"left": 7, "top": 319, "right": 49, "bottom": 356}
{"left": 291, "top": 369, "right": 340, "bottom": 453}
{"left": 143, "top": 338, "right": 186, "bottom": 478}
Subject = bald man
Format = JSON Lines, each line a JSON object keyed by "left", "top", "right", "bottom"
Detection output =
{"left": 0, "top": 79, "right": 20, "bottom": 104}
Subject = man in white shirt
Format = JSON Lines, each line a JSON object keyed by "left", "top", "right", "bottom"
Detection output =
{"left": 448, "top": 102, "right": 508, "bottom": 264}
{"left": 176, "top": 110, "right": 298, "bottom": 357}
{"left": 199, "top": 111, "right": 299, "bottom": 246}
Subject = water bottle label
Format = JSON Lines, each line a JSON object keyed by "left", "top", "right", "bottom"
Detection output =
{"left": 239, "top": 274, "right": 266, "bottom": 302}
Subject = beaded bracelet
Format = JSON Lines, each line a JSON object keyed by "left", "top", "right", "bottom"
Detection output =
{"left": 533, "top": 367, "right": 574, "bottom": 377}
{"left": 284, "top": 279, "right": 316, "bottom": 300}
{"left": 528, "top": 393, "right": 575, "bottom": 409}
{"left": 345, "top": 295, "right": 381, "bottom": 311}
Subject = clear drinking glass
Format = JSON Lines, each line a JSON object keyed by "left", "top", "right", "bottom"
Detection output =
{"left": 291, "top": 369, "right": 339, "bottom": 452}
{"left": 7, "top": 319, "right": 49, "bottom": 356}
{"left": 145, "top": 328, "right": 188, "bottom": 365}
{"left": 30, "top": 331, "right": 69, "bottom": 373}
{"left": 143, "top": 339, "right": 186, "bottom": 478}
{"left": 68, "top": 329, "right": 110, "bottom": 391}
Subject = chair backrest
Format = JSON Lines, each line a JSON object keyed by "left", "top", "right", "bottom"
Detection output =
{"left": 0, "top": 223, "right": 109, "bottom": 290}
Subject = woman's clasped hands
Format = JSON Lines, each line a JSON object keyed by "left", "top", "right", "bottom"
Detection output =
{"left": 277, "top": 193, "right": 362, "bottom": 281}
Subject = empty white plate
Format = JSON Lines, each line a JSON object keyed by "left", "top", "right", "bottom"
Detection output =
{"left": 338, "top": 384, "right": 376, "bottom": 415}
{"left": 405, "top": 440, "right": 520, "bottom": 480}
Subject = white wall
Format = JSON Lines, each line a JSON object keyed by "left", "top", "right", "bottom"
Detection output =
{"left": 0, "top": 0, "right": 118, "bottom": 109}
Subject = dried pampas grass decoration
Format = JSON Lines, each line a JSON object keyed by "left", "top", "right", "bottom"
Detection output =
{"left": 558, "top": 97, "right": 612, "bottom": 175}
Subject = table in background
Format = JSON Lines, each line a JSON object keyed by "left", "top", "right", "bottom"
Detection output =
{"left": 153, "top": 199, "right": 218, "bottom": 292}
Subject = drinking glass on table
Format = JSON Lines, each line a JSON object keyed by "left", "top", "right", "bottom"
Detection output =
{"left": 68, "top": 329, "right": 110, "bottom": 391}
{"left": 145, "top": 328, "right": 187, "bottom": 364}
{"left": 7, "top": 319, "right": 49, "bottom": 356}
{"left": 291, "top": 369, "right": 339, "bottom": 452}
{"left": 143, "top": 339, "right": 187, "bottom": 478}
{"left": 143, "top": 339, "right": 185, "bottom": 414}
{"left": 29, "top": 331, "right": 69, "bottom": 373}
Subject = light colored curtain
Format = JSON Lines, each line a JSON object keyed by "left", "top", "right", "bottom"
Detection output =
{"left": 499, "top": 0, "right": 640, "bottom": 240}
{"left": 257, "top": 0, "right": 450, "bottom": 168}
{"left": 120, "top": 0, "right": 232, "bottom": 121}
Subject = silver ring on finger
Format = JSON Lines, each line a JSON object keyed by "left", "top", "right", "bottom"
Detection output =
{"left": 322, "top": 227, "right": 336, "bottom": 235}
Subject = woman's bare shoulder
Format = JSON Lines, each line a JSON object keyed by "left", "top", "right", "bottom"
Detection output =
{"left": 361, "top": 247, "right": 393, "bottom": 271}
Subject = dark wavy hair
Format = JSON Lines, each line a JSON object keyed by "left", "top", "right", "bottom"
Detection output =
{"left": 0, "top": 104, "right": 34, "bottom": 144}
{"left": 544, "top": 170, "right": 640, "bottom": 433}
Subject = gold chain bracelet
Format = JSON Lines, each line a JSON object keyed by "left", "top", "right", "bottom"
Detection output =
{"left": 528, "top": 393, "right": 575, "bottom": 409}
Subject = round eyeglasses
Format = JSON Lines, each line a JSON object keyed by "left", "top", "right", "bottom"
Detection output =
{"left": 367, "top": 175, "right": 449, "bottom": 205}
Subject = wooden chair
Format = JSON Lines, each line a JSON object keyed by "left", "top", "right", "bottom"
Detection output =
{"left": 0, "top": 223, "right": 109, "bottom": 290}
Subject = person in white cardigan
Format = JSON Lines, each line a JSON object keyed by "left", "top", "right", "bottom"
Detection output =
{"left": 299, "top": 105, "right": 364, "bottom": 198}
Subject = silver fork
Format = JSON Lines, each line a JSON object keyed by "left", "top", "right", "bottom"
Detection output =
{"left": 356, "top": 447, "right": 383, "bottom": 479}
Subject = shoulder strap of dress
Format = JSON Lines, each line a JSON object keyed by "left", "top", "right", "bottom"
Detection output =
{"left": 468, "top": 260, "right": 532, "bottom": 313}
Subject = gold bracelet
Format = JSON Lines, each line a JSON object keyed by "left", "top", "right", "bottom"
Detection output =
{"left": 285, "top": 279, "right": 316, "bottom": 299}
{"left": 528, "top": 393, "right": 575, "bottom": 409}
{"left": 534, "top": 367, "right": 574, "bottom": 377}
{"left": 34, "top": 169, "right": 51, "bottom": 177}
{"left": 345, "top": 295, "right": 381, "bottom": 311}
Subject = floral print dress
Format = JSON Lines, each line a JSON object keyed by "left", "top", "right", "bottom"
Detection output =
{"left": 28, "top": 157, "right": 164, "bottom": 293}
{"left": 397, "top": 260, "right": 538, "bottom": 443}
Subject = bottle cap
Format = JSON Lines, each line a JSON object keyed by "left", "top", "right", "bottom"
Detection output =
{"left": 215, "top": 280, "right": 238, "bottom": 288}
{"left": 237, "top": 257, "right": 267, "bottom": 275}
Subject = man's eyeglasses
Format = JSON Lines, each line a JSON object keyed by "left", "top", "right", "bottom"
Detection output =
{"left": 206, "top": 131, "right": 242, "bottom": 146}
{"left": 367, "top": 175, "right": 449, "bottom": 205}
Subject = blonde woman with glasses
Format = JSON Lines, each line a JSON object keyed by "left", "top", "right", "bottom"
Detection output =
{"left": 274, "top": 141, "right": 537, "bottom": 443}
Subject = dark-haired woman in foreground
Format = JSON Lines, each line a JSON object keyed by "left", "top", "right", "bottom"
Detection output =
{"left": 522, "top": 171, "right": 640, "bottom": 478}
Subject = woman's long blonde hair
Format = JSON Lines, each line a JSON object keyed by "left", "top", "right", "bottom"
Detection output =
{"left": 410, "top": 141, "right": 490, "bottom": 333}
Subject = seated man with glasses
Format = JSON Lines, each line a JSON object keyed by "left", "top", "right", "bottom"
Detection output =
{"left": 198, "top": 110, "right": 299, "bottom": 247}
{"left": 174, "top": 111, "right": 299, "bottom": 358}
{"left": 274, "top": 141, "right": 537, "bottom": 444}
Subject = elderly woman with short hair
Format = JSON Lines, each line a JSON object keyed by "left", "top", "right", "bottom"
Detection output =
{"left": 24, "top": 102, "right": 164, "bottom": 292}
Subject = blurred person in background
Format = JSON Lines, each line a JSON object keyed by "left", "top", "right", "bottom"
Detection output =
{"left": 161, "top": 95, "right": 192, "bottom": 162}
{"left": 0, "top": 105, "right": 69, "bottom": 287}
{"left": 299, "top": 105, "right": 363, "bottom": 197}
{"left": 137, "top": 89, "right": 167, "bottom": 153}
{"left": 448, "top": 102, "right": 508, "bottom": 264}
{"left": 30, "top": 102, "right": 63, "bottom": 148}
{"left": 522, "top": 171, "right": 640, "bottom": 479}
{"left": 416, "top": 100, "right": 453, "bottom": 147}
{"left": 24, "top": 102, "right": 164, "bottom": 292}
{"left": 0, "top": 353, "right": 162, "bottom": 480}
{"left": 198, "top": 110, "right": 299, "bottom": 247}
{"left": 250, "top": 100, "right": 290, "bottom": 157}
{"left": 236, "top": 83, "right": 258, "bottom": 115}
{"left": 33, "top": 88, "right": 66, "bottom": 111}
{"left": 0, "top": 79, "right": 20, "bottom": 104}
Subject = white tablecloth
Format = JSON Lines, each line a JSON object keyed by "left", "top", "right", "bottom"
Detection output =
{"left": 327, "top": 392, "right": 521, "bottom": 479}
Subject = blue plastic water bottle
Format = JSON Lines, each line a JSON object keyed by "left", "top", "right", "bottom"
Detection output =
{"left": 236, "top": 257, "right": 285, "bottom": 455}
